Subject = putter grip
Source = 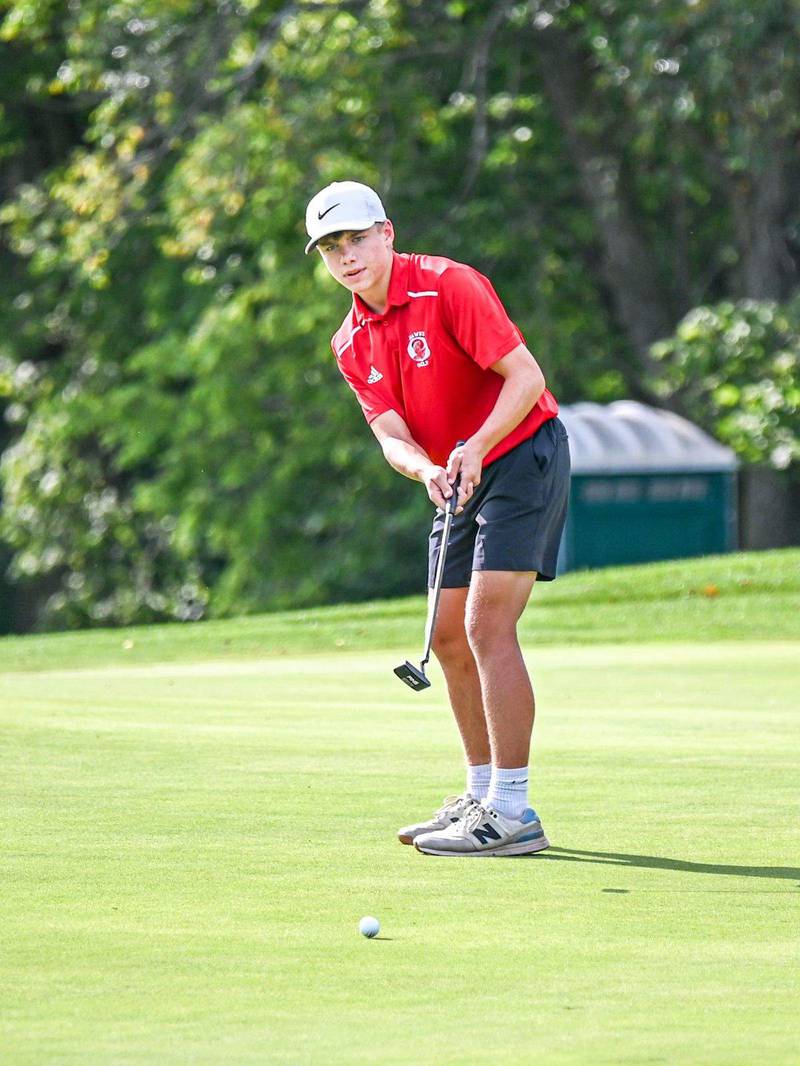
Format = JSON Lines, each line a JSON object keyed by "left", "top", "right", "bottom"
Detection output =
{"left": 446, "top": 440, "right": 467, "bottom": 515}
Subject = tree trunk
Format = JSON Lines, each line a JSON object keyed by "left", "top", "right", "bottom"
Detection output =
{"left": 731, "top": 148, "right": 799, "bottom": 300}
{"left": 533, "top": 26, "right": 677, "bottom": 371}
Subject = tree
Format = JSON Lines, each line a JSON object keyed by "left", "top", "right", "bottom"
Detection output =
{"left": 1, "top": 0, "right": 798, "bottom": 630}
{"left": 650, "top": 298, "right": 800, "bottom": 472}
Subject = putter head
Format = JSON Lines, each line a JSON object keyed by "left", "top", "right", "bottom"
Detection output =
{"left": 394, "top": 661, "right": 431, "bottom": 691}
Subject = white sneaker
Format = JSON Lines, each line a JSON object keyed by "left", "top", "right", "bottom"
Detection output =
{"left": 397, "top": 794, "right": 479, "bottom": 845}
{"left": 413, "top": 803, "right": 549, "bottom": 856}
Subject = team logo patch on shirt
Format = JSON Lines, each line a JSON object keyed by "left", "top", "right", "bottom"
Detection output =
{"left": 407, "top": 331, "right": 431, "bottom": 368}
{"left": 367, "top": 366, "right": 383, "bottom": 384}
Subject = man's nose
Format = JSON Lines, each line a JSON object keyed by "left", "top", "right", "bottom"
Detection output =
{"left": 340, "top": 242, "right": 357, "bottom": 262}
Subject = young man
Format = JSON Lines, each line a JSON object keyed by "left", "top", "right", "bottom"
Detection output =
{"left": 305, "top": 180, "right": 570, "bottom": 857}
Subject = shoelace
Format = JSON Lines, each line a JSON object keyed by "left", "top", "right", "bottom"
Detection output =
{"left": 435, "top": 794, "right": 474, "bottom": 820}
{"left": 462, "top": 804, "right": 492, "bottom": 832}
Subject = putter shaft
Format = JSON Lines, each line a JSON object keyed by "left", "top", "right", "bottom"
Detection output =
{"left": 420, "top": 503, "right": 455, "bottom": 668}
{"left": 395, "top": 443, "right": 464, "bottom": 691}
{"left": 420, "top": 458, "right": 463, "bottom": 667}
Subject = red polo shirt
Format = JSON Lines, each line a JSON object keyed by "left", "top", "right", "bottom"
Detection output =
{"left": 331, "top": 251, "right": 558, "bottom": 468}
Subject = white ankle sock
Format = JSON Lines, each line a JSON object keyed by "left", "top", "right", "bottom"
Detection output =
{"left": 466, "top": 762, "right": 492, "bottom": 801}
{"left": 487, "top": 766, "right": 529, "bottom": 819}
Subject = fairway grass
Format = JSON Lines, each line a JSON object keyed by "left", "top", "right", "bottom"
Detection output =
{"left": 2, "top": 640, "right": 799, "bottom": 1064}
{"left": 1, "top": 548, "right": 798, "bottom": 672}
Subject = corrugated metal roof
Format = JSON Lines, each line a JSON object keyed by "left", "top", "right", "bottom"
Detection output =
{"left": 558, "top": 401, "right": 739, "bottom": 474}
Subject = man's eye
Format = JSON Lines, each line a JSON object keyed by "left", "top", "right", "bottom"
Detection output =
{"left": 353, "top": 236, "right": 364, "bottom": 243}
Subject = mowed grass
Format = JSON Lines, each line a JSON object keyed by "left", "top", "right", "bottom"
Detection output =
{"left": 1, "top": 552, "right": 799, "bottom": 1064}
{"left": 1, "top": 548, "right": 798, "bottom": 672}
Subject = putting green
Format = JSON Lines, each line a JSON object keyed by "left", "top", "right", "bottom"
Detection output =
{"left": 2, "top": 642, "right": 798, "bottom": 1064}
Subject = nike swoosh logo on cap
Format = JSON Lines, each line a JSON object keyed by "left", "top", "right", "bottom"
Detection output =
{"left": 317, "top": 203, "right": 341, "bottom": 220}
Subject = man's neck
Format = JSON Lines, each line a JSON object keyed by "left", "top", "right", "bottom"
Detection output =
{"left": 362, "top": 295, "right": 387, "bottom": 315}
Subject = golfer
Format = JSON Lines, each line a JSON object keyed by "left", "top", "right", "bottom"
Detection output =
{"left": 305, "top": 181, "right": 570, "bottom": 857}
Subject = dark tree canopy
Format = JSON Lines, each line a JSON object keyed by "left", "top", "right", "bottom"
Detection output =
{"left": 1, "top": 0, "right": 798, "bottom": 630}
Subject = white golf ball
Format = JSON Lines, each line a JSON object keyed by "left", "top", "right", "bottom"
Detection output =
{"left": 359, "top": 915, "right": 380, "bottom": 938}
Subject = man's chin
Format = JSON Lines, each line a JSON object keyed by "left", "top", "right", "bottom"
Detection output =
{"left": 343, "top": 275, "right": 372, "bottom": 294}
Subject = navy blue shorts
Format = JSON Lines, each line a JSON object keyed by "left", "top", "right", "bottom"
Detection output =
{"left": 428, "top": 417, "right": 571, "bottom": 588}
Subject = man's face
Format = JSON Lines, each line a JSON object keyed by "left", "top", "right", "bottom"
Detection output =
{"left": 317, "top": 222, "right": 394, "bottom": 296}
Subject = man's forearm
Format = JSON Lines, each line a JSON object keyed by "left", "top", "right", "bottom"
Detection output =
{"left": 470, "top": 371, "right": 544, "bottom": 458}
{"left": 381, "top": 436, "right": 436, "bottom": 482}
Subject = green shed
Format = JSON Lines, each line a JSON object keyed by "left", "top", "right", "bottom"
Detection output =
{"left": 557, "top": 401, "right": 739, "bottom": 573}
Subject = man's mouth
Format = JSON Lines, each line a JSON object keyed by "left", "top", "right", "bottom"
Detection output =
{"left": 344, "top": 267, "right": 365, "bottom": 279}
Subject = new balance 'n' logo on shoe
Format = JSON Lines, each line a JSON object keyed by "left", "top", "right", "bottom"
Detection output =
{"left": 472, "top": 820, "right": 502, "bottom": 846}
{"left": 367, "top": 366, "right": 383, "bottom": 384}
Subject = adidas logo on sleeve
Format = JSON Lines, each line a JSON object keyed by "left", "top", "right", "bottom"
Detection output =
{"left": 367, "top": 366, "right": 383, "bottom": 384}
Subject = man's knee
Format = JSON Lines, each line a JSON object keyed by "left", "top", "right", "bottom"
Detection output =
{"left": 465, "top": 604, "right": 517, "bottom": 658}
{"left": 465, "top": 572, "right": 534, "bottom": 658}
{"left": 431, "top": 617, "right": 472, "bottom": 665}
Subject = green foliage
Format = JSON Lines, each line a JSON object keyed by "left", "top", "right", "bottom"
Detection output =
{"left": 1, "top": 0, "right": 799, "bottom": 629}
{"left": 2, "top": 1, "right": 473, "bottom": 628}
{"left": 650, "top": 299, "right": 800, "bottom": 471}
{"left": 0, "top": 0, "right": 605, "bottom": 629}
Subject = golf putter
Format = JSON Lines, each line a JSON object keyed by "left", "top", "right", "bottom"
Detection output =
{"left": 394, "top": 444, "right": 465, "bottom": 691}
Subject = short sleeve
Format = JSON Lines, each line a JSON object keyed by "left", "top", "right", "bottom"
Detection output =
{"left": 439, "top": 265, "right": 523, "bottom": 369}
{"left": 332, "top": 343, "right": 394, "bottom": 425}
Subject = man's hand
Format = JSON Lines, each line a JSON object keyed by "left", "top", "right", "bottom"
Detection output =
{"left": 422, "top": 464, "right": 455, "bottom": 510}
{"left": 446, "top": 439, "right": 484, "bottom": 512}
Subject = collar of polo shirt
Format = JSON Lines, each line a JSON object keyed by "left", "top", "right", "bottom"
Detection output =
{"left": 352, "top": 252, "right": 411, "bottom": 323}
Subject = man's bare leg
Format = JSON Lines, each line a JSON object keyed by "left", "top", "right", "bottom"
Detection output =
{"left": 465, "top": 570, "right": 538, "bottom": 768}
{"left": 410, "top": 572, "right": 551, "bottom": 854}
{"left": 429, "top": 586, "right": 490, "bottom": 766}
{"left": 395, "top": 586, "right": 488, "bottom": 845}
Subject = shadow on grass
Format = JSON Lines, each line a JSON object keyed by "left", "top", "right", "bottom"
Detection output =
{"left": 541, "top": 847, "right": 800, "bottom": 884}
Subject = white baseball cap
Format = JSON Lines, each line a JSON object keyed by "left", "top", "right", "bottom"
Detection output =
{"left": 304, "top": 180, "right": 387, "bottom": 254}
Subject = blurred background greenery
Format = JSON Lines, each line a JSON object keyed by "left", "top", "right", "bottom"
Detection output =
{"left": 1, "top": 0, "right": 798, "bottom": 633}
